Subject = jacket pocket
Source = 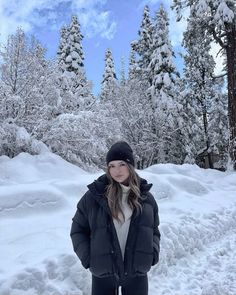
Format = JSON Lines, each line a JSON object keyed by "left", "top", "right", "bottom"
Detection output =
{"left": 133, "top": 250, "right": 153, "bottom": 274}
{"left": 89, "top": 253, "right": 114, "bottom": 277}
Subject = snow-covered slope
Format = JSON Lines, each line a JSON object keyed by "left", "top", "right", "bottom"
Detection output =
{"left": 0, "top": 152, "right": 236, "bottom": 295}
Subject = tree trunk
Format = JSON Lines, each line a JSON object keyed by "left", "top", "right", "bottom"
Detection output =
{"left": 202, "top": 108, "right": 214, "bottom": 169}
{"left": 226, "top": 24, "right": 236, "bottom": 169}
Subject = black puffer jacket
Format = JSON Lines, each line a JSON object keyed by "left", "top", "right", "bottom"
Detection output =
{"left": 70, "top": 174, "right": 160, "bottom": 280}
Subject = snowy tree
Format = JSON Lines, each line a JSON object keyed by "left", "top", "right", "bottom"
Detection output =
{"left": 208, "top": 83, "right": 229, "bottom": 169}
{"left": 147, "top": 5, "right": 183, "bottom": 164}
{"left": 128, "top": 45, "right": 140, "bottom": 81}
{"left": 182, "top": 9, "right": 228, "bottom": 168}
{"left": 57, "top": 25, "right": 69, "bottom": 72}
{"left": 0, "top": 28, "right": 56, "bottom": 132}
{"left": 172, "top": 0, "right": 236, "bottom": 168}
{"left": 0, "top": 28, "right": 61, "bottom": 157}
{"left": 0, "top": 120, "right": 48, "bottom": 157}
{"left": 177, "top": 79, "right": 203, "bottom": 165}
{"left": 120, "top": 56, "right": 126, "bottom": 86}
{"left": 0, "top": 29, "right": 46, "bottom": 100}
{"left": 100, "top": 48, "right": 117, "bottom": 102}
{"left": 43, "top": 111, "right": 122, "bottom": 170}
{"left": 57, "top": 15, "right": 94, "bottom": 113}
{"left": 65, "top": 15, "right": 84, "bottom": 73}
{"left": 111, "top": 77, "right": 158, "bottom": 168}
{"left": 134, "top": 5, "right": 154, "bottom": 79}
{"left": 148, "top": 5, "right": 179, "bottom": 107}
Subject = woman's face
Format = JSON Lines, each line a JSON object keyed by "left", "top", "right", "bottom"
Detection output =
{"left": 108, "top": 160, "right": 130, "bottom": 185}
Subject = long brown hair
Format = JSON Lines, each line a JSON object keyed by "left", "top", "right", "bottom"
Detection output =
{"left": 106, "top": 163, "right": 142, "bottom": 222}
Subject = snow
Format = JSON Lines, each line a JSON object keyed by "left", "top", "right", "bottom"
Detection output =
{"left": 0, "top": 152, "right": 236, "bottom": 295}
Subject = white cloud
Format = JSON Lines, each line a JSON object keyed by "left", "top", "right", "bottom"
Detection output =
{"left": 76, "top": 9, "right": 117, "bottom": 40}
{"left": 0, "top": 0, "right": 117, "bottom": 44}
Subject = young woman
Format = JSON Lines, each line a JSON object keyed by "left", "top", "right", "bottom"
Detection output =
{"left": 70, "top": 141, "right": 160, "bottom": 295}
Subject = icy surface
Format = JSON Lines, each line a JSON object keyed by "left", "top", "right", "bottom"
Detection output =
{"left": 0, "top": 152, "right": 236, "bottom": 295}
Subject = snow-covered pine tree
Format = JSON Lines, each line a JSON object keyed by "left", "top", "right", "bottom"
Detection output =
{"left": 182, "top": 10, "right": 228, "bottom": 168}
{"left": 100, "top": 48, "right": 117, "bottom": 102}
{"left": 57, "top": 25, "right": 69, "bottom": 72}
{"left": 134, "top": 5, "right": 154, "bottom": 80}
{"left": 120, "top": 56, "right": 126, "bottom": 86}
{"left": 172, "top": 0, "right": 236, "bottom": 169}
{"left": 128, "top": 45, "right": 140, "bottom": 81}
{"left": 65, "top": 15, "right": 84, "bottom": 72}
{"left": 147, "top": 4, "right": 183, "bottom": 164}
{"left": 208, "top": 81, "right": 229, "bottom": 170}
{"left": 57, "top": 15, "right": 94, "bottom": 113}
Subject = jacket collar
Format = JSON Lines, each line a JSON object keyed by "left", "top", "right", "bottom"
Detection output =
{"left": 87, "top": 174, "right": 152, "bottom": 195}
{"left": 87, "top": 174, "right": 153, "bottom": 216}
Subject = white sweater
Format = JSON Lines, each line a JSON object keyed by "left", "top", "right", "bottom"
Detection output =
{"left": 113, "top": 184, "right": 133, "bottom": 260}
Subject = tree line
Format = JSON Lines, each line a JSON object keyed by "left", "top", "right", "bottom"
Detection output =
{"left": 0, "top": 1, "right": 235, "bottom": 171}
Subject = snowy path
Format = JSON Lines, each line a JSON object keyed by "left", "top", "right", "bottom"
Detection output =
{"left": 150, "top": 227, "right": 236, "bottom": 295}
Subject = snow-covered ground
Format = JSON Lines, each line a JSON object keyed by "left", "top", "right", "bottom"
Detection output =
{"left": 0, "top": 152, "right": 236, "bottom": 295}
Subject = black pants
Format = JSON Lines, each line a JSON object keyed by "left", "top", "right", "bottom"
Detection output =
{"left": 91, "top": 274, "right": 148, "bottom": 295}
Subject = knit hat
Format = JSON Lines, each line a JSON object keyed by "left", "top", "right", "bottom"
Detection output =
{"left": 106, "top": 141, "right": 135, "bottom": 166}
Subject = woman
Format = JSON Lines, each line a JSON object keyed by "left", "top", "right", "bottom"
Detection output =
{"left": 70, "top": 141, "right": 160, "bottom": 295}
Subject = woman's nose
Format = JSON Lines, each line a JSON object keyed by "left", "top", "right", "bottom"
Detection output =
{"left": 115, "top": 166, "right": 121, "bottom": 173}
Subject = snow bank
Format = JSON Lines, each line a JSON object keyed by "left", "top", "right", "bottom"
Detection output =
{"left": 0, "top": 184, "right": 66, "bottom": 217}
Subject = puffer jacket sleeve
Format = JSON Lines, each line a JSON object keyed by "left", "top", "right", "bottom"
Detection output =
{"left": 70, "top": 192, "right": 91, "bottom": 269}
{"left": 152, "top": 198, "right": 161, "bottom": 266}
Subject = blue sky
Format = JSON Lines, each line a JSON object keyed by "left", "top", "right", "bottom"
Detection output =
{"left": 0, "top": 0, "right": 222, "bottom": 95}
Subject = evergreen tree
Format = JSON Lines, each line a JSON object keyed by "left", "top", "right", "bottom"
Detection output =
{"left": 172, "top": 0, "right": 236, "bottom": 169}
{"left": 100, "top": 48, "right": 117, "bottom": 102}
{"left": 208, "top": 83, "right": 229, "bottom": 169}
{"left": 182, "top": 11, "right": 228, "bottom": 168}
{"left": 120, "top": 56, "right": 126, "bottom": 86}
{"left": 147, "top": 4, "right": 182, "bottom": 164}
{"left": 135, "top": 5, "right": 154, "bottom": 78}
{"left": 57, "top": 15, "right": 94, "bottom": 113}
{"left": 65, "top": 15, "right": 84, "bottom": 73}
{"left": 128, "top": 45, "right": 140, "bottom": 81}
{"left": 57, "top": 25, "right": 69, "bottom": 72}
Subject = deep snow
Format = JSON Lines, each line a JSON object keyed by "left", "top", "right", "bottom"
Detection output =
{"left": 0, "top": 152, "right": 236, "bottom": 295}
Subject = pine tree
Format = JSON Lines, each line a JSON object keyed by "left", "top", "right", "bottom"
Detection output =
{"left": 135, "top": 5, "right": 154, "bottom": 78}
{"left": 57, "top": 26, "right": 69, "bottom": 72}
{"left": 147, "top": 5, "right": 182, "bottom": 164}
{"left": 120, "top": 56, "right": 126, "bottom": 86}
{"left": 208, "top": 83, "right": 229, "bottom": 169}
{"left": 57, "top": 15, "right": 94, "bottom": 113}
{"left": 100, "top": 48, "right": 117, "bottom": 102}
{"left": 182, "top": 10, "right": 228, "bottom": 168}
{"left": 65, "top": 15, "right": 84, "bottom": 73}
{"left": 172, "top": 0, "right": 236, "bottom": 169}
{"left": 128, "top": 45, "right": 140, "bottom": 81}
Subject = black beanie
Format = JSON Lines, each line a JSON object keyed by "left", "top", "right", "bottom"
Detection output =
{"left": 106, "top": 141, "right": 135, "bottom": 166}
